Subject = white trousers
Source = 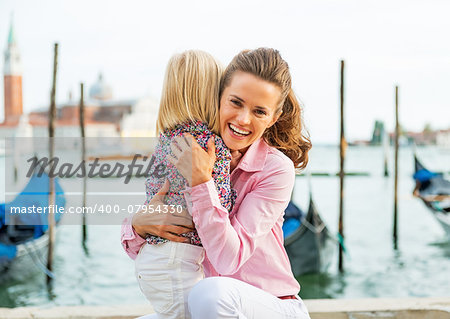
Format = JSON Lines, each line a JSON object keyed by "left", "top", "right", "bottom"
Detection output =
{"left": 188, "top": 277, "right": 311, "bottom": 319}
{"left": 138, "top": 276, "right": 311, "bottom": 319}
{"left": 135, "top": 241, "right": 205, "bottom": 319}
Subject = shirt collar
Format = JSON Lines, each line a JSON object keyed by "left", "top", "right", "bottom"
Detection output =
{"left": 234, "top": 138, "right": 269, "bottom": 172}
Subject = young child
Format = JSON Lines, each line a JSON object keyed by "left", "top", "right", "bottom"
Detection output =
{"left": 134, "top": 50, "right": 235, "bottom": 319}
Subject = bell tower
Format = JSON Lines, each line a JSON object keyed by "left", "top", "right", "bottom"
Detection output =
{"left": 3, "top": 15, "right": 23, "bottom": 124}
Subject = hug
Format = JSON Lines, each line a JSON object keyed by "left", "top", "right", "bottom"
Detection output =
{"left": 121, "top": 48, "right": 312, "bottom": 319}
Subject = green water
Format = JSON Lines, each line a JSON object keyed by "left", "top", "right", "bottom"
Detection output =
{"left": 1, "top": 146, "right": 449, "bottom": 307}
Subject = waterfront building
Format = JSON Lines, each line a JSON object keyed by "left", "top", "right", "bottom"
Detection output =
{"left": 0, "top": 17, "right": 159, "bottom": 141}
{"left": 436, "top": 129, "right": 450, "bottom": 148}
{"left": 2, "top": 16, "right": 23, "bottom": 126}
{"left": 370, "top": 120, "right": 385, "bottom": 145}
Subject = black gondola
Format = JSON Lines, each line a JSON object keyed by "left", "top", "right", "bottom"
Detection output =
{"left": 283, "top": 198, "right": 334, "bottom": 276}
{"left": 413, "top": 156, "right": 450, "bottom": 238}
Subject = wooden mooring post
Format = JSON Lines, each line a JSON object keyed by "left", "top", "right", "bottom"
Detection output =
{"left": 383, "top": 128, "right": 389, "bottom": 177}
{"left": 80, "top": 83, "right": 87, "bottom": 243}
{"left": 338, "top": 60, "right": 346, "bottom": 272}
{"left": 47, "top": 42, "right": 58, "bottom": 282}
{"left": 393, "top": 85, "right": 399, "bottom": 249}
{"left": 384, "top": 154, "right": 389, "bottom": 177}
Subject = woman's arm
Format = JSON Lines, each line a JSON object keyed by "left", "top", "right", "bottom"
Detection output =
{"left": 120, "top": 180, "right": 194, "bottom": 260}
{"left": 170, "top": 134, "right": 294, "bottom": 274}
{"left": 121, "top": 217, "right": 146, "bottom": 260}
{"left": 187, "top": 159, "right": 294, "bottom": 275}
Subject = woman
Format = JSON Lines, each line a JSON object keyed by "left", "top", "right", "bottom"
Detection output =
{"left": 122, "top": 48, "right": 312, "bottom": 319}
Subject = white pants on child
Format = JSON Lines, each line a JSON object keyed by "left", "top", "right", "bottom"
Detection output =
{"left": 135, "top": 241, "right": 205, "bottom": 319}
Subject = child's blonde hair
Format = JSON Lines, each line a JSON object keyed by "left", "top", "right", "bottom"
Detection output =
{"left": 156, "top": 50, "right": 223, "bottom": 134}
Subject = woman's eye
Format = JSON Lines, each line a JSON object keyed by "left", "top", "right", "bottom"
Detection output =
{"left": 255, "top": 109, "right": 267, "bottom": 116}
{"left": 231, "top": 99, "right": 242, "bottom": 106}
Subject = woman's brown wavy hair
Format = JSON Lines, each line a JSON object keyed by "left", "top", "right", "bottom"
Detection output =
{"left": 220, "top": 48, "right": 311, "bottom": 169}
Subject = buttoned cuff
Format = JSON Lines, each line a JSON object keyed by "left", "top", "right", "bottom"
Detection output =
{"left": 191, "top": 179, "right": 223, "bottom": 208}
{"left": 189, "top": 179, "right": 228, "bottom": 226}
{"left": 121, "top": 217, "right": 146, "bottom": 244}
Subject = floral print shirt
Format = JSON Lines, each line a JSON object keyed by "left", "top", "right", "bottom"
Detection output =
{"left": 145, "top": 120, "right": 235, "bottom": 246}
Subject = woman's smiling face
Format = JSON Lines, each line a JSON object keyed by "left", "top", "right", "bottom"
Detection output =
{"left": 219, "top": 71, "right": 282, "bottom": 153}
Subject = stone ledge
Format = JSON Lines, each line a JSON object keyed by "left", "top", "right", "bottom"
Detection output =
{"left": 0, "top": 297, "right": 449, "bottom": 319}
{"left": 0, "top": 305, "right": 154, "bottom": 319}
{"left": 306, "top": 297, "right": 450, "bottom": 319}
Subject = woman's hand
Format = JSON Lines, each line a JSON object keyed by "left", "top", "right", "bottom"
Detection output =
{"left": 169, "top": 134, "right": 216, "bottom": 187}
{"left": 132, "top": 180, "right": 194, "bottom": 243}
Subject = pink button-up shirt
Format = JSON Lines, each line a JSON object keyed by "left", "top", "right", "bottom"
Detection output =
{"left": 121, "top": 138, "right": 300, "bottom": 297}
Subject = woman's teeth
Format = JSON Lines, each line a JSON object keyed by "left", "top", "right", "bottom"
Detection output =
{"left": 229, "top": 124, "right": 250, "bottom": 136}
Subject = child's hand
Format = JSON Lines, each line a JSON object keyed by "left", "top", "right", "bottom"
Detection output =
{"left": 169, "top": 133, "right": 216, "bottom": 187}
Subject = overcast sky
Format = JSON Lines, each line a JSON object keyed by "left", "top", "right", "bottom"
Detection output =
{"left": 1, "top": 0, "right": 449, "bottom": 143}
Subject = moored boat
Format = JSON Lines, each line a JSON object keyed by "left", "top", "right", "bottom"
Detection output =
{"left": 283, "top": 198, "right": 334, "bottom": 276}
{"left": 0, "top": 173, "right": 65, "bottom": 280}
{"left": 413, "top": 156, "right": 450, "bottom": 238}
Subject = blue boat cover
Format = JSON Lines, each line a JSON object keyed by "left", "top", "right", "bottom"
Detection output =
{"left": 283, "top": 218, "right": 301, "bottom": 238}
{"left": 413, "top": 169, "right": 439, "bottom": 183}
{"left": 1, "top": 174, "right": 65, "bottom": 261}
{"left": 4, "top": 174, "right": 65, "bottom": 230}
{"left": 0, "top": 243, "right": 17, "bottom": 262}
{"left": 283, "top": 202, "right": 304, "bottom": 238}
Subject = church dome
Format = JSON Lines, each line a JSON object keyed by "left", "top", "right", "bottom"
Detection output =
{"left": 89, "top": 73, "right": 113, "bottom": 100}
